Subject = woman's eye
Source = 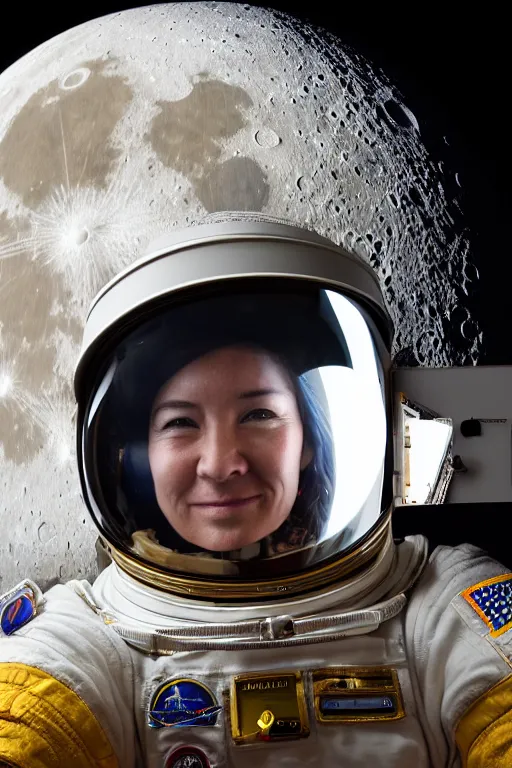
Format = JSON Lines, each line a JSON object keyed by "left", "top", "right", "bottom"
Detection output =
{"left": 241, "top": 408, "right": 277, "bottom": 423}
{"left": 162, "top": 417, "right": 198, "bottom": 430}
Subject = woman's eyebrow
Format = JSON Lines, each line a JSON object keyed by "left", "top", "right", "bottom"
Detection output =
{"left": 153, "top": 399, "right": 198, "bottom": 414}
{"left": 239, "top": 388, "right": 284, "bottom": 399}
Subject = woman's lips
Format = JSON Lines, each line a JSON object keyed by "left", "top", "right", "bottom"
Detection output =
{"left": 191, "top": 495, "right": 261, "bottom": 509}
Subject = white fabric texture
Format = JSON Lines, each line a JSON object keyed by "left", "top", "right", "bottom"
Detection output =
{"left": 1, "top": 541, "right": 511, "bottom": 767}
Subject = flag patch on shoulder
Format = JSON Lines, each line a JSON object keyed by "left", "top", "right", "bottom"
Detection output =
{"left": 462, "top": 573, "right": 512, "bottom": 637}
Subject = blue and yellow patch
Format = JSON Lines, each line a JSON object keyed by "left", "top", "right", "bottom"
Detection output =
{"left": 462, "top": 573, "right": 512, "bottom": 637}
{"left": 148, "top": 678, "right": 222, "bottom": 729}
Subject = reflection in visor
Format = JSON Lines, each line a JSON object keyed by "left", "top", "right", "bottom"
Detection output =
{"left": 321, "top": 291, "right": 387, "bottom": 538}
{"left": 82, "top": 285, "right": 388, "bottom": 579}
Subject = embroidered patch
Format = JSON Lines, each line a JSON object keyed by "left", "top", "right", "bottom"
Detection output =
{"left": 147, "top": 678, "right": 222, "bottom": 729}
{"left": 462, "top": 573, "right": 512, "bottom": 637}
{"left": 165, "top": 746, "right": 210, "bottom": 768}
{"left": 0, "top": 580, "right": 43, "bottom": 635}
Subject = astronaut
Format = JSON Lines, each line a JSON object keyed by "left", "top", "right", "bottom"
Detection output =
{"left": 0, "top": 214, "right": 511, "bottom": 768}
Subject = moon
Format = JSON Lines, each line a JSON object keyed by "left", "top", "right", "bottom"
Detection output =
{"left": 0, "top": 2, "right": 478, "bottom": 590}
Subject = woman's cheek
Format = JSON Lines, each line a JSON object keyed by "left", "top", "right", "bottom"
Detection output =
{"left": 150, "top": 445, "right": 180, "bottom": 491}
{"left": 248, "top": 430, "right": 286, "bottom": 465}
{"left": 256, "top": 434, "right": 298, "bottom": 484}
{"left": 271, "top": 428, "right": 302, "bottom": 464}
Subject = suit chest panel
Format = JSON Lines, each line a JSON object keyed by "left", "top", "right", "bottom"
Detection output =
{"left": 134, "top": 619, "right": 433, "bottom": 768}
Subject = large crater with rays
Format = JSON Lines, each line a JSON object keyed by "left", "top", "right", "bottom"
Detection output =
{"left": 0, "top": 2, "right": 478, "bottom": 589}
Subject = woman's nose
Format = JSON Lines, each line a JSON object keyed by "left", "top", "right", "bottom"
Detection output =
{"left": 196, "top": 427, "right": 249, "bottom": 481}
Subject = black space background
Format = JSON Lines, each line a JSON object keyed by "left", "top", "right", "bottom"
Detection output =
{"left": 0, "top": 3, "right": 506, "bottom": 364}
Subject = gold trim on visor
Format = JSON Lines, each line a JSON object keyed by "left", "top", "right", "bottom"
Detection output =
{"left": 313, "top": 666, "right": 405, "bottom": 723}
{"left": 107, "top": 509, "right": 392, "bottom": 600}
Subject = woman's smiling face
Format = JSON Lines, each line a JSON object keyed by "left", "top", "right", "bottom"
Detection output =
{"left": 148, "top": 346, "right": 310, "bottom": 551}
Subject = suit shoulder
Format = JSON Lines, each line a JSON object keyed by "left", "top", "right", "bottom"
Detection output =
{"left": 409, "top": 543, "right": 512, "bottom": 655}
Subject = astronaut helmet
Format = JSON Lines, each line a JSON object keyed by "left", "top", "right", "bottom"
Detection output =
{"left": 75, "top": 213, "right": 394, "bottom": 601}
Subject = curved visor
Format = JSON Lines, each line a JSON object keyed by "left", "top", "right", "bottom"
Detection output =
{"left": 82, "top": 284, "right": 388, "bottom": 579}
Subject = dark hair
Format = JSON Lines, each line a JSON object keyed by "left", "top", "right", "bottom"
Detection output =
{"left": 292, "top": 374, "right": 335, "bottom": 540}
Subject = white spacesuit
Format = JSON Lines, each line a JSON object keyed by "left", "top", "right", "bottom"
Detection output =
{"left": 1, "top": 217, "right": 511, "bottom": 768}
